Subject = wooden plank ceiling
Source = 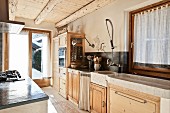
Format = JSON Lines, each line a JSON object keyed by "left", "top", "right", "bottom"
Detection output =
{"left": 10, "top": 0, "right": 116, "bottom": 27}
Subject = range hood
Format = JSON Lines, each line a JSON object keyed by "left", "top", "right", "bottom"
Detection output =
{"left": 0, "top": 0, "right": 25, "bottom": 34}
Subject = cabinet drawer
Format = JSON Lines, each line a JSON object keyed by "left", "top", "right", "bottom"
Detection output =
{"left": 60, "top": 78, "right": 66, "bottom": 90}
{"left": 110, "top": 90, "right": 156, "bottom": 113}
{"left": 68, "top": 68, "right": 79, "bottom": 74}
{"left": 59, "top": 67, "right": 66, "bottom": 74}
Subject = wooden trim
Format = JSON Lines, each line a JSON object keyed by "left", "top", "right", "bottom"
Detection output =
{"left": 23, "top": 28, "right": 51, "bottom": 34}
{"left": 26, "top": 28, "right": 52, "bottom": 79}
{"left": 129, "top": 1, "right": 170, "bottom": 79}
{"left": 133, "top": 65, "right": 170, "bottom": 73}
{"left": 28, "top": 31, "right": 32, "bottom": 78}
{"left": 130, "top": 0, "right": 170, "bottom": 15}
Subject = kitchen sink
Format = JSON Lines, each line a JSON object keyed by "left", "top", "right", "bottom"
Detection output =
{"left": 91, "top": 71, "right": 117, "bottom": 87}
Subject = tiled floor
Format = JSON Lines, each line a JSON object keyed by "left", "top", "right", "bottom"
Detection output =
{"left": 42, "top": 87, "right": 89, "bottom": 113}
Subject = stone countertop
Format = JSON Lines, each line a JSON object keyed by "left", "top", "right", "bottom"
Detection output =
{"left": 68, "top": 68, "right": 95, "bottom": 73}
{"left": 0, "top": 77, "right": 49, "bottom": 110}
{"left": 106, "top": 73, "right": 170, "bottom": 99}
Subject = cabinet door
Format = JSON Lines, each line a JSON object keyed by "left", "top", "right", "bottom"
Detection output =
{"left": 59, "top": 33, "right": 67, "bottom": 47}
{"left": 110, "top": 89, "right": 156, "bottom": 113}
{"left": 90, "top": 83, "right": 106, "bottom": 113}
{"left": 68, "top": 72, "right": 73, "bottom": 97}
{"left": 72, "top": 72, "right": 80, "bottom": 103}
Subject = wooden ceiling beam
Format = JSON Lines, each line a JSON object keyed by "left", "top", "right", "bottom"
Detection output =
{"left": 55, "top": 0, "right": 116, "bottom": 27}
{"left": 9, "top": 0, "right": 18, "bottom": 20}
{"left": 35, "top": 0, "right": 63, "bottom": 24}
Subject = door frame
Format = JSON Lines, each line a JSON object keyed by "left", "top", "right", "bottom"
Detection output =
{"left": 5, "top": 28, "right": 52, "bottom": 87}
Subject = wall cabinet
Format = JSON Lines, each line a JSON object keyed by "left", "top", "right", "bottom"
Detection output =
{"left": 58, "top": 32, "right": 67, "bottom": 47}
{"left": 68, "top": 69, "right": 80, "bottom": 105}
{"left": 90, "top": 83, "right": 106, "bottom": 113}
{"left": 108, "top": 84, "right": 160, "bottom": 113}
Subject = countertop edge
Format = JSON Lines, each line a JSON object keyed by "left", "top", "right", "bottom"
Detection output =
{"left": 0, "top": 95, "right": 49, "bottom": 110}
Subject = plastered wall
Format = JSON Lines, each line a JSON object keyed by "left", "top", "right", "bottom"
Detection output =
{"left": 69, "top": 0, "right": 161, "bottom": 52}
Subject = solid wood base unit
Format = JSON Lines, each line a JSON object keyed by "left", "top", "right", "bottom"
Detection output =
{"left": 68, "top": 69, "right": 80, "bottom": 105}
{"left": 108, "top": 84, "right": 160, "bottom": 113}
{"left": 0, "top": 100, "right": 48, "bottom": 113}
{"left": 90, "top": 83, "right": 107, "bottom": 113}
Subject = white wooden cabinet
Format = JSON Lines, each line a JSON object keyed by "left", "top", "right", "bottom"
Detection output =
{"left": 58, "top": 32, "right": 67, "bottom": 47}
{"left": 58, "top": 67, "right": 67, "bottom": 98}
{"left": 52, "top": 38, "right": 60, "bottom": 91}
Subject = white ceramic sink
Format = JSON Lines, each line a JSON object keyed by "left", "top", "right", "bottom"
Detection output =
{"left": 91, "top": 71, "right": 116, "bottom": 87}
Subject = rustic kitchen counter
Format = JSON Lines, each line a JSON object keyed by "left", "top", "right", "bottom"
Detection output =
{"left": 106, "top": 73, "right": 170, "bottom": 99}
{"left": 105, "top": 73, "right": 170, "bottom": 113}
{"left": 0, "top": 77, "right": 49, "bottom": 110}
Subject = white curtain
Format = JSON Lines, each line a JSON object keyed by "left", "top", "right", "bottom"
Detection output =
{"left": 42, "top": 33, "right": 51, "bottom": 78}
{"left": 79, "top": 72, "right": 90, "bottom": 111}
{"left": 134, "top": 5, "right": 170, "bottom": 65}
{"left": 9, "top": 31, "right": 29, "bottom": 77}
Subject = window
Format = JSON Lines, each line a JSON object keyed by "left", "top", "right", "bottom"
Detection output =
{"left": 129, "top": 1, "right": 170, "bottom": 79}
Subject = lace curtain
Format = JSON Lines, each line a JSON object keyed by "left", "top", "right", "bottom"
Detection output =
{"left": 134, "top": 4, "right": 170, "bottom": 65}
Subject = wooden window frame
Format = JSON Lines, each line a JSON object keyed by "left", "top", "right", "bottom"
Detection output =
{"left": 129, "top": 0, "right": 170, "bottom": 79}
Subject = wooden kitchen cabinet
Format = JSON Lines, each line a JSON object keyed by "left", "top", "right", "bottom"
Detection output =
{"left": 58, "top": 32, "right": 67, "bottom": 47}
{"left": 108, "top": 84, "right": 160, "bottom": 113}
{"left": 52, "top": 37, "right": 60, "bottom": 91}
{"left": 68, "top": 69, "right": 80, "bottom": 105}
{"left": 90, "top": 83, "right": 107, "bottom": 113}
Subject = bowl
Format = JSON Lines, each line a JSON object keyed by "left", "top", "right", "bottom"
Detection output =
{"left": 71, "top": 64, "right": 78, "bottom": 68}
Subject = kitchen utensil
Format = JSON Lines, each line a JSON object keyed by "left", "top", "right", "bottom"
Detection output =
{"left": 72, "top": 39, "right": 77, "bottom": 46}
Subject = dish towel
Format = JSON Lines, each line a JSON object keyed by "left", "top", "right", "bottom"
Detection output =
{"left": 79, "top": 72, "right": 90, "bottom": 111}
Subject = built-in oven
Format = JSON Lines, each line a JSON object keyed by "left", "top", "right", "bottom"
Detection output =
{"left": 59, "top": 47, "right": 66, "bottom": 67}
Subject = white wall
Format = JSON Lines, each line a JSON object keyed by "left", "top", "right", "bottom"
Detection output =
{"left": 16, "top": 17, "right": 56, "bottom": 37}
{"left": 69, "top": 0, "right": 161, "bottom": 52}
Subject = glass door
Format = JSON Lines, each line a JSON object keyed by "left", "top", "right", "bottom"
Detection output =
{"left": 31, "top": 32, "right": 51, "bottom": 79}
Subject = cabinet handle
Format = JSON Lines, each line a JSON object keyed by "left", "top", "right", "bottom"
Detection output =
{"left": 115, "top": 91, "right": 147, "bottom": 104}
{"left": 102, "top": 101, "right": 105, "bottom": 107}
